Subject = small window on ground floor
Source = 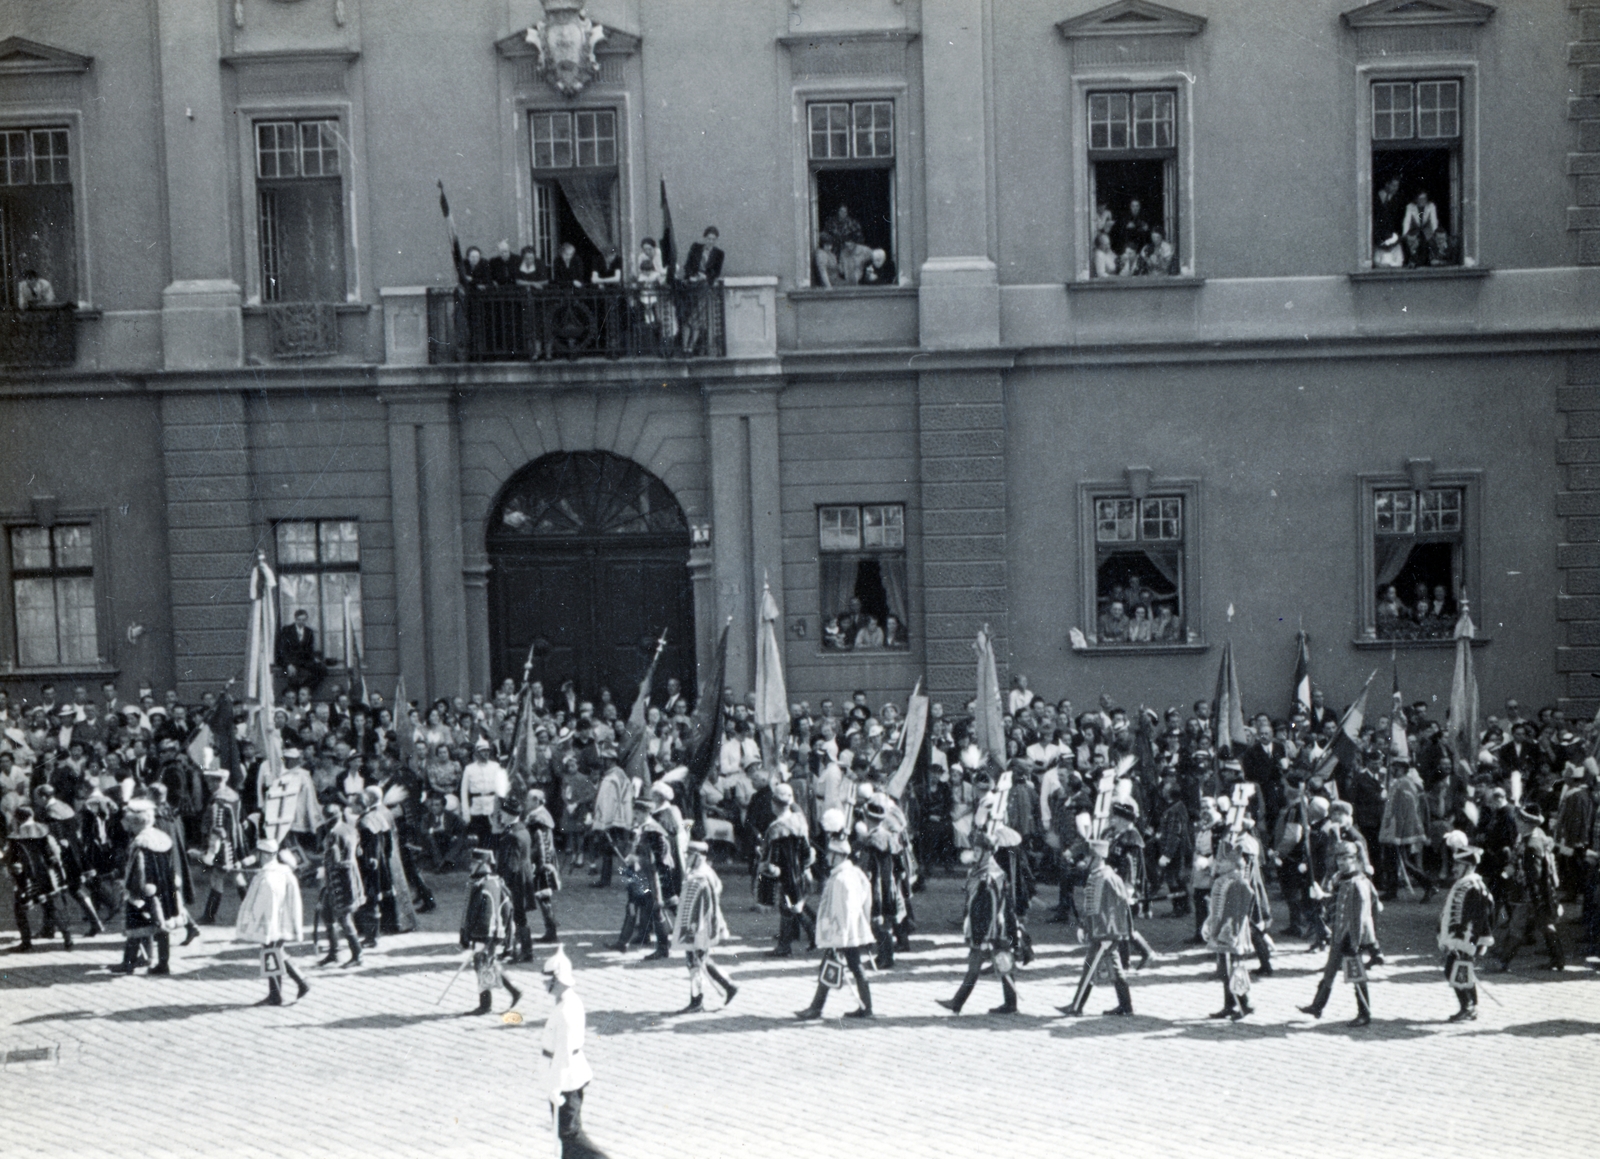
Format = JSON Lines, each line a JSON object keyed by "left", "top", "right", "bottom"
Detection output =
{"left": 818, "top": 503, "right": 909, "bottom": 651}
{"left": 274, "top": 518, "right": 363, "bottom": 665}
{"left": 7, "top": 522, "right": 97, "bottom": 667}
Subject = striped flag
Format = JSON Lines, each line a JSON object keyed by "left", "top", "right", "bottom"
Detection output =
{"left": 1291, "top": 630, "right": 1312, "bottom": 719}
{"left": 1390, "top": 651, "right": 1410, "bottom": 762}
{"left": 1318, "top": 670, "right": 1378, "bottom": 778}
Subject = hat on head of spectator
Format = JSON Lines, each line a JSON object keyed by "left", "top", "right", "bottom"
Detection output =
{"left": 473, "top": 738, "right": 492, "bottom": 752}
{"left": 282, "top": 746, "right": 302, "bottom": 760}
{"left": 773, "top": 782, "right": 795, "bottom": 805}
{"left": 820, "top": 807, "right": 847, "bottom": 835}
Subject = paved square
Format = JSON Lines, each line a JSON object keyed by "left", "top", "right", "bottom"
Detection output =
{"left": 2, "top": 870, "right": 1597, "bottom": 1159}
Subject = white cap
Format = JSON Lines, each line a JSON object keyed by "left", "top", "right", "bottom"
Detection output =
{"left": 542, "top": 945, "right": 575, "bottom": 985}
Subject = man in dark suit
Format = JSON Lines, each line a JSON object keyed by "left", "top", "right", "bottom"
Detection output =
{"left": 1240, "top": 713, "right": 1289, "bottom": 838}
{"left": 275, "top": 609, "right": 326, "bottom": 695}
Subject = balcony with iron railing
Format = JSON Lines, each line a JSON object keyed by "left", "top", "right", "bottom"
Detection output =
{"left": 0, "top": 305, "right": 77, "bottom": 368}
{"left": 424, "top": 283, "right": 725, "bottom": 363}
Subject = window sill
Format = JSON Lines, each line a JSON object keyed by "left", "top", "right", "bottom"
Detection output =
{"left": 0, "top": 662, "right": 120, "bottom": 679}
{"left": 1352, "top": 636, "right": 1490, "bottom": 650}
{"left": 810, "top": 649, "right": 915, "bottom": 659}
{"left": 1348, "top": 267, "right": 1490, "bottom": 283}
{"left": 1067, "top": 276, "right": 1204, "bottom": 292}
{"left": 1071, "top": 642, "right": 1210, "bottom": 656}
{"left": 243, "top": 302, "right": 371, "bottom": 316}
{"left": 788, "top": 286, "right": 917, "bottom": 301}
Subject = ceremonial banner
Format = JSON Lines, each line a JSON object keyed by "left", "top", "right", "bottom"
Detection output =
{"left": 246, "top": 555, "right": 284, "bottom": 787}
{"left": 659, "top": 178, "right": 677, "bottom": 277}
{"left": 1291, "top": 630, "right": 1313, "bottom": 718}
{"left": 1390, "top": 653, "right": 1410, "bottom": 763}
{"left": 973, "top": 625, "right": 1005, "bottom": 762}
{"left": 1318, "top": 670, "right": 1377, "bottom": 779}
{"left": 887, "top": 679, "right": 929, "bottom": 800}
{"left": 1447, "top": 606, "right": 1480, "bottom": 764}
{"left": 1211, "top": 641, "right": 1249, "bottom": 756}
{"left": 683, "top": 622, "right": 730, "bottom": 826}
{"left": 754, "top": 579, "right": 789, "bottom": 734}
{"left": 623, "top": 631, "right": 667, "bottom": 785}
{"left": 342, "top": 590, "right": 368, "bottom": 704}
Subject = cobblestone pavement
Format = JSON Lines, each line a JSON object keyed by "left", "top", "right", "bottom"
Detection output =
{"left": 2, "top": 865, "right": 1598, "bottom": 1159}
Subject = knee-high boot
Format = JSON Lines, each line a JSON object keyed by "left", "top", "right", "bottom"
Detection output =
{"left": 200, "top": 890, "right": 222, "bottom": 925}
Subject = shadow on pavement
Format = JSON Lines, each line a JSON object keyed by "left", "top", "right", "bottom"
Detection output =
{"left": 105, "top": 1002, "right": 239, "bottom": 1022}
{"left": 589, "top": 1008, "right": 672, "bottom": 1035}
{"left": 310, "top": 1010, "right": 465, "bottom": 1031}
{"left": 13, "top": 1008, "right": 102, "bottom": 1024}
{"left": 1459, "top": 1018, "right": 1600, "bottom": 1039}
{"left": 1291, "top": 1016, "right": 1435, "bottom": 1041}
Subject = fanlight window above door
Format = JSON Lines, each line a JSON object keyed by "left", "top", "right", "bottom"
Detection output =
{"left": 490, "top": 451, "right": 687, "bottom": 539}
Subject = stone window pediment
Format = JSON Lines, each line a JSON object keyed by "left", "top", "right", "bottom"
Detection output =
{"left": 1056, "top": 0, "right": 1206, "bottom": 41}
{"left": 1340, "top": 0, "right": 1495, "bottom": 30}
{"left": 0, "top": 37, "right": 92, "bottom": 76}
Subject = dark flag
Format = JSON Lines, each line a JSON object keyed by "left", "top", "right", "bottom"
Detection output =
{"left": 659, "top": 178, "right": 677, "bottom": 280}
{"left": 1317, "top": 670, "right": 1377, "bottom": 779}
{"left": 438, "top": 180, "right": 450, "bottom": 220}
{"left": 1291, "top": 630, "right": 1312, "bottom": 720}
{"left": 622, "top": 630, "right": 669, "bottom": 786}
{"left": 1210, "top": 641, "right": 1249, "bottom": 757}
{"left": 210, "top": 692, "right": 242, "bottom": 786}
{"left": 682, "top": 622, "right": 729, "bottom": 830}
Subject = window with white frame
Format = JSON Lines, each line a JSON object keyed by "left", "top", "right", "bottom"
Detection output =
{"left": 1091, "top": 496, "right": 1186, "bottom": 644}
{"left": 807, "top": 100, "right": 897, "bottom": 288}
{"left": 529, "top": 108, "right": 620, "bottom": 276}
{"left": 817, "top": 503, "right": 909, "bottom": 651}
{"left": 1086, "top": 90, "right": 1178, "bottom": 278}
{"left": 1368, "top": 78, "right": 1462, "bottom": 269}
{"left": 8, "top": 523, "right": 97, "bottom": 667}
{"left": 0, "top": 127, "right": 74, "bottom": 308}
{"left": 1372, "top": 486, "right": 1464, "bottom": 639}
{"left": 274, "top": 519, "right": 363, "bottom": 666}
{"left": 255, "top": 119, "right": 346, "bottom": 302}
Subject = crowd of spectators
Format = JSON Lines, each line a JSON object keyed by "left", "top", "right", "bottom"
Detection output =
{"left": 1090, "top": 200, "right": 1178, "bottom": 279}
{"left": 1095, "top": 583, "right": 1183, "bottom": 644}
{"left": 1376, "top": 581, "right": 1456, "bottom": 640}
{"left": 7, "top": 646, "right": 1598, "bottom": 967}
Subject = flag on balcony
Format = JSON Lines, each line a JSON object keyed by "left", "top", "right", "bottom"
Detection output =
{"left": 1210, "top": 641, "right": 1249, "bottom": 757}
{"left": 973, "top": 625, "right": 1005, "bottom": 762}
{"left": 1291, "top": 630, "right": 1312, "bottom": 719}
{"left": 245, "top": 554, "right": 284, "bottom": 787}
{"left": 659, "top": 178, "right": 677, "bottom": 279}
{"left": 1447, "top": 604, "right": 1479, "bottom": 764}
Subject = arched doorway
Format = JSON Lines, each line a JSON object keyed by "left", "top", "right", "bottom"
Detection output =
{"left": 487, "top": 451, "right": 695, "bottom": 706}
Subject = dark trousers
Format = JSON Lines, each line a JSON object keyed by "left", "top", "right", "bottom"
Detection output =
{"left": 1497, "top": 902, "right": 1564, "bottom": 968}
{"left": 948, "top": 946, "right": 1016, "bottom": 1013}
{"left": 801, "top": 946, "right": 871, "bottom": 1014}
{"left": 1307, "top": 936, "right": 1371, "bottom": 1018}
{"left": 777, "top": 900, "right": 816, "bottom": 951}
{"left": 1444, "top": 950, "right": 1480, "bottom": 1011}
{"left": 555, "top": 1084, "right": 609, "bottom": 1157}
{"left": 1066, "top": 937, "right": 1131, "bottom": 1015}
{"left": 14, "top": 894, "right": 70, "bottom": 948}
{"left": 597, "top": 828, "right": 628, "bottom": 887}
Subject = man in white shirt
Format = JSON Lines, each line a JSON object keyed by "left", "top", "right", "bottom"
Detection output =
{"left": 540, "top": 946, "right": 606, "bottom": 1157}
{"left": 1007, "top": 675, "right": 1033, "bottom": 717}
{"left": 459, "top": 738, "right": 509, "bottom": 845}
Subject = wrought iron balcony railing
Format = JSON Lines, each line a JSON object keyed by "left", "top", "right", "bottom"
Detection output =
{"left": 425, "top": 283, "right": 725, "bottom": 364}
{"left": 0, "top": 305, "right": 76, "bottom": 368}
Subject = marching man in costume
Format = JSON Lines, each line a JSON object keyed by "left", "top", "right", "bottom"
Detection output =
{"left": 939, "top": 824, "right": 1021, "bottom": 1015}
{"left": 1438, "top": 832, "right": 1495, "bottom": 1022}
{"left": 317, "top": 803, "right": 366, "bottom": 968}
{"left": 541, "top": 946, "right": 608, "bottom": 1158}
{"left": 670, "top": 839, "right": 737, "bottom": 1013}
{"left": 197, "top": 761, "right": 249, "bottom": 925}
{"left": 5, "top": 804, "right": 73, "bottom": 952}
{"left": 760, "top": 782, "right": 815, "bottom": 958}
{"left": 235, "top": 836, "right": 310, "bottom": 1006}
{"left": 1202, "top": 843, "right": 1256, "bottom": 1021}
{"left": 1298, "top": 842, "right": 1380, "bottom": 1027}
{"left": 796, "top": 808, "right": 874, "bottom": 1020}
{"left": 460, "top": 846, "right": 522, "bottom": 1016}
{"left": 1058, "top": 837, "right": 1135, "bottom": 1018}
{"left": 108, "top": 798, "right": 181, "bottom": 975}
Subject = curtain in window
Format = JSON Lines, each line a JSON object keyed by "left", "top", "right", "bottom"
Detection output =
{"left": 1138, "top": 544, "right": 1181, "bottom": 592}
{"left": 880, "top": 556, "right": 909, "bottom": 636}
{"left": 820, "top": 557, "right": 856, "bottom": 621}
{"left": 1374, "top": 535, "right": 1416, "bottom": 593}
{"left": 557, "top": 174, "right": 617, "bottom": 255}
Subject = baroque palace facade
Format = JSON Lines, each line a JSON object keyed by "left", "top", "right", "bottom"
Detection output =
{"left": 0, "top": 0, "right": 1597, "bottom": 715}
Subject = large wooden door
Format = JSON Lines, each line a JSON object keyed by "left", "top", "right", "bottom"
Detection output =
{"left": 486, "top": 452, "right": 695, "bottom": 705}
